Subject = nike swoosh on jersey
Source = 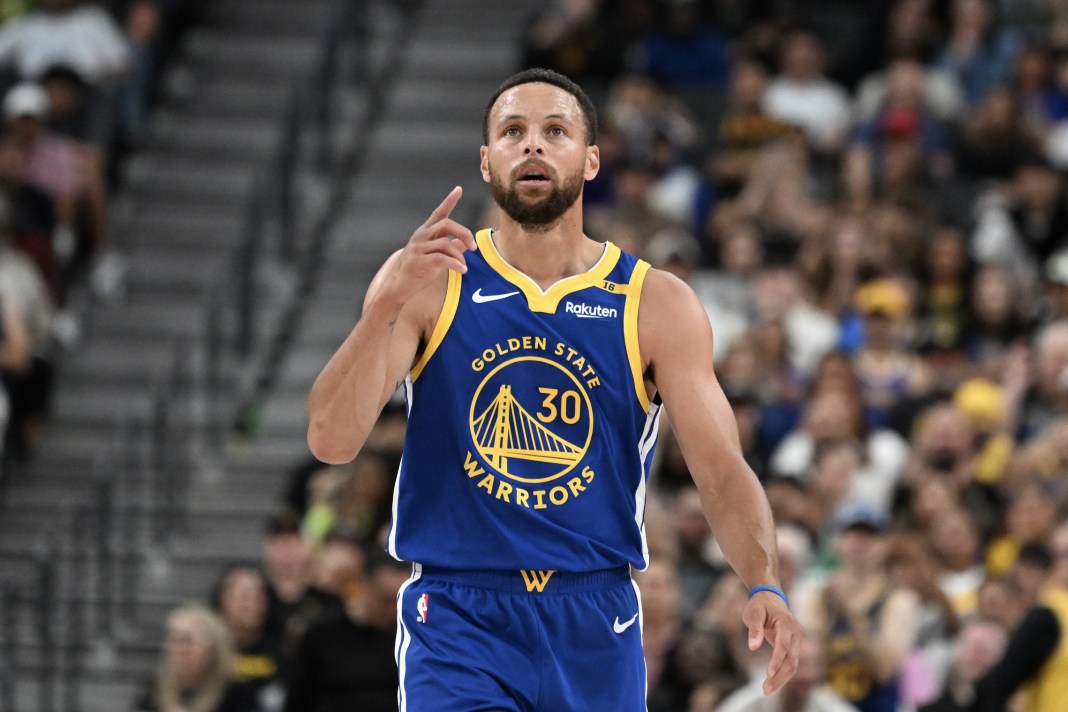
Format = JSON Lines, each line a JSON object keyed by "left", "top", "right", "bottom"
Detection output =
{"left": 472, "top": 288, "right": 520, "bottom": 303}
{"left": 613, "top": 613, "right": 639, "bottom": 634}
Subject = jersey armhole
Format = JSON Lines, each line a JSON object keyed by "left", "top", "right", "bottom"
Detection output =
{"left": 410, "top": 269, "right": 462, "bottom": 381}
{"left": 623, "top": 260, "right": 652, "bottom": 412}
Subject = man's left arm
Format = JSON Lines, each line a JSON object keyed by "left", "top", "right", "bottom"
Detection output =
{"left": 640, "top": 269, "right": 802, "bottom": 694}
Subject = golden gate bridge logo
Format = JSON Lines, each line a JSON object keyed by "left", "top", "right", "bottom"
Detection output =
{"left": 469, "top": 357, "right": 593, "bottom": 484}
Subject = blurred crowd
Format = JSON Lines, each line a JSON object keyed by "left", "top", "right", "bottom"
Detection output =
{"left": 133, "top": 0, "right": 1068, "bottom": 711}
{"left": 0, "top": 0, "right": 205, "bottom": 462}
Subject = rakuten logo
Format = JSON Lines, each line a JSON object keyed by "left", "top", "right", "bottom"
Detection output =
{"left": 564, "top": 302, "right": 618, "bottom": 319}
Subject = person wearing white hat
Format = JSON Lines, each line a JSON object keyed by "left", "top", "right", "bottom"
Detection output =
{"left": 1, "top": 79, "right": 119, "bottom": 296}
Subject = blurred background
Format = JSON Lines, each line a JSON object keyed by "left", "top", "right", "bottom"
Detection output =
{"left": 1, "top": 0, "right": 1068, "bottom": 710}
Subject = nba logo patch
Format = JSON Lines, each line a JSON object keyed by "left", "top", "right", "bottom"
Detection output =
{"left": 416, "top": 593, "right": 429, "bottom": 623}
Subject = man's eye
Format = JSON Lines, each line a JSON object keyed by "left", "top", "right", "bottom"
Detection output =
{"left": 549, "top": 127, "right": 565, "bottom": 136}
{"left": 505, "top": 127, "right": 521, "bottom": 137}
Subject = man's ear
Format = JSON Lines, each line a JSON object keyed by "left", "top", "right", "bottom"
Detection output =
{"left": 480, "top": 146, "right": 490, "bottom": 183}
{"left": 584, "top": 145, "right": 600, "bottom": 181}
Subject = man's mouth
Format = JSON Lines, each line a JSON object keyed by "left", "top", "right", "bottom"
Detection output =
{"left": 515, "top": 163, "right": 552, "bottom": 185}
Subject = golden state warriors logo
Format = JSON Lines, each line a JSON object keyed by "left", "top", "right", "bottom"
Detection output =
{"left": 462, "top": 337, "right": 603, "bottom": 509}
{"left": 469, "top": 356, "right": 593, "bottom": 484}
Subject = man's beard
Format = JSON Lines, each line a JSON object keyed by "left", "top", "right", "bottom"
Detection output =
{"left": 490, "top": 165, "right": 584, "bottom": 231}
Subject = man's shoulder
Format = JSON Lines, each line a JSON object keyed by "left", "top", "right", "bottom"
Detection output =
{"left": 636, "top": 267, "right": 704, "bottom": 322}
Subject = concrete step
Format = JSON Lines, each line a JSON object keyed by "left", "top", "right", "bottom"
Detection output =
{"left": 186, "top": 30, "right": 321, "bottom": 80}
{"left": 124, "top": 246, "right": 226, "bottom": 295}
{"left": 123, "top": 158, "right": 256, "bottom": 206}
{"left": 192, "top": 77, "right": 293, "bottom": 119}
{"left": 113, "top": 204, "right": 244, "bottom": 247}
{"left": 391, "top": 80, "right": 490, "bottom": 116}
{"left": 160, "top": 116, "right": 280, "bottom": 161}
{"left": 210, "top": 0, "right": 333, "bottom": 35}
{"left": 59, "top": 339, "right": 183, "bottom": 388}
{"left": 86, "top": 299, "right": 207, "bottom": 340}
{"left": 404, "top": 39, "right": 517, "bottom": 82}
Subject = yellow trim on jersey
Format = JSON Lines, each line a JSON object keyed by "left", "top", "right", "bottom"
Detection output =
{"left": 476, "top": 230, "right": 621, "bottom": 313}
{"left": 411, "top": 268, "right": 462, "bottom": 381}
{"left": 624, "top": 260, "right": 652, "bottom": 412}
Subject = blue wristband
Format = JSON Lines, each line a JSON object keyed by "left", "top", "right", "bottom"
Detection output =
{"left": 749, "top": 585, "right": 789, "bottom": 607}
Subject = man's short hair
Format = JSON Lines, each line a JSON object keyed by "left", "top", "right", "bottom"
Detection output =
{"left": 482, "top": 67, "right": 598, "bottom": 146}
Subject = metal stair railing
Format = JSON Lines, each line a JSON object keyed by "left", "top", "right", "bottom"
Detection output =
{"left": 229, "top": 0, "right": 423, "bottom": 436}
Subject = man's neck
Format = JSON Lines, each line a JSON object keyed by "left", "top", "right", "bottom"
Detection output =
{"left": 491, "top": 207, "right": 602, "bottom": 288}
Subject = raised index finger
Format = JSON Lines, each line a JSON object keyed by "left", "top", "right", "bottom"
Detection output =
{"left": 424, "top": 186, "right": 463, "bottom": 227}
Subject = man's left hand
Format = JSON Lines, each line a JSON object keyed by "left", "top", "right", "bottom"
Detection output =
{"left": 743, "top": 592, "right": 803, "bottom": 695}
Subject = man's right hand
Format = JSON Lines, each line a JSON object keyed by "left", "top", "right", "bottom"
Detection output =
{"left": 372, "top": 186, "right": 476, "bottom": 311}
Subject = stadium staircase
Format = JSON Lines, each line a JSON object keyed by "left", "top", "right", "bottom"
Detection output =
{"left": 0, "top": 0, "right": 538, "bottom": 710}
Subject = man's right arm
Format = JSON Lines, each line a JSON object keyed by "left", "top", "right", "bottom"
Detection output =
{"left": 306, "top": 187, "right": 474, "bottom": 464}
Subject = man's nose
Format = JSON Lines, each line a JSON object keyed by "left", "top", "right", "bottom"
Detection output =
{"left": 523, "top": 134, "right": 544, "bottom": 154}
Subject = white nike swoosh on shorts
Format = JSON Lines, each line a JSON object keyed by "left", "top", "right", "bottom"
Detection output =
{"left": 613, "top": 613, "right": 639, "bottom": 634}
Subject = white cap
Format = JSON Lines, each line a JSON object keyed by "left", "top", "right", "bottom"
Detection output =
{"left": 3, "top": 82, "right": 48, "bottom": 121}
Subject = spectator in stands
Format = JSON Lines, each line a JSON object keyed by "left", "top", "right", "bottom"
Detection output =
{"left": 976, "top": 520, "right": 1068, "bottom": 711}
{"left": 794, "top": 504, "right": 921, "bottom": 712}
{"left": 0, "top": 82, "right": 81, "bottom": 264}
{"left": 961, "top": 265, "right": 1032, "bottom": 376}
{"left": 880, "top": 0, "right": 944, "bottom": 66}
{"left": 212, "top": 565, "right": 284, "bottom": 712}
{"left": 976, "top": 576, "right": 1026, "bottom": 631}
{"left": 0, "top": 0, "right": 129, "bottom": 86}
{"left": 602, "top": 73, "right": 700, "bottom": 171}
{"left": 301, "top": 451, "right": 393, "bottom": 546}
{"left": 762, "top": 28, "right": 851, "bottom": 153}
{"left": 887, "top": 534, "right": 961, "bottom": 707}
{"left": 635, "top": 559, "right": 684, "bottom": 694}
{"left": 636, "top": 0, "right": 731, "bottom": 90}
{"left": 716, "top": 636, "right": 857, "bottom": 712}
{"left": 0, "top": 125, "right": 56, "bottom": 291}
{"left": 260, "top": 513, "right": 344, "bottom": 663}
{"left": 770, "top": 388, "right": 909, "bottom": 512}
{"left": 134, "top": 604, "right": 257, "bottom": 712}
{"left": 854, "top": 54, "right": 966, "bottom": 126}
{"left": 971, "top": 154, "right": 1068, "bottom": 278}
{"left": 723, "top": 123, "right": 834, "bottom": 245}
{"left": 0, "top": 202, "right": 53, "bottom": 459}
{"left": 1041, "top": 249, "right": 1068, "bottom": 323}
{"left": 918, "top": 618, "right": 1008, "bottom": 712}
{"left": 671, "top": 486, "right": 725, "bottom": 617}
{"left": 955, "top": 85, "right": 1039, "bottom": 182}
{"left": 283, "top": 545, "right": 407, "bottom": 712}
{"left": 931, "top": 506, "right": 987, "bottom": 616}
{"left": 914, "top": 224, "right": 974, "bottom": 365}
{"left": 1, "top": 81, "right": 117, "bottom": 295}
{"left": 1006, "top": 414, "right": 1068, "bottom": 488}
{"left": 113, "top": 0, "right": 165, "bottom": 144}
{"left": 1017, "top": 320, "right": 1068, "bottom": 439}
{"left": 935, "top": 0, "right": 1022, "bottom": 107}
{"left": 844, "top": 58, "right": 955, "bottom": 206}
{"left": 520, "top": 0, "right": 619, "bottom": 90}
{"left": 709, "top": 58, "right": 791, "bottom": 200}
{"left": 40, "top": 64, "right": 116, "bottom": 156}
{"left": 648, "top": 620, "right": 747, "bottom": 712}
{"left": 852, "top": 278, "right": 932, "bottom": 424}
{"left": 985, "top": 479, "right": 1058, "bottom": 578}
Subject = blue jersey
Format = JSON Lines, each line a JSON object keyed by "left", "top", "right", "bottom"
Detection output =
{"left": 388, "top": 229, "right": 662, "bottom": 572}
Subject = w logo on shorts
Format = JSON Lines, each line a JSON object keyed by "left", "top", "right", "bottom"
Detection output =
{"left": 519, "top": 569, "right": 556, "bottom": 593}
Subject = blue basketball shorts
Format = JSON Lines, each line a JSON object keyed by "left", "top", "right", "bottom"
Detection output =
{"left": 395, "top": 564, "right": 647, "bottom": 711}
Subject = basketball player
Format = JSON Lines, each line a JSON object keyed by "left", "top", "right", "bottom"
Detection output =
{"left": 308, "top": 68, "right": 802, "bottom": 710}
